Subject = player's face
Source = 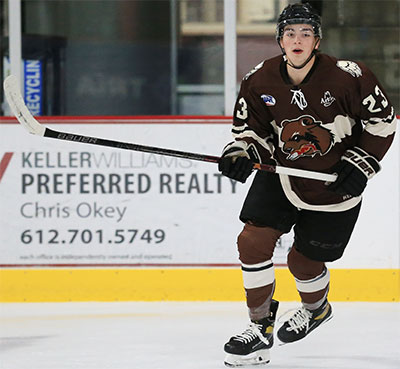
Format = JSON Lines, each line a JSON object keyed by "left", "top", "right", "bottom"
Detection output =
{"left": 280, "top": 24, "right": 319, "bottom": 66}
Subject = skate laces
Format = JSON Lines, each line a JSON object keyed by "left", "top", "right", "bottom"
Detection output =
{"left": 233, "top": 323, "right": 270, "bottom": 346}
{"left": 279, "top": 307, "right": 312, "bottom": 333}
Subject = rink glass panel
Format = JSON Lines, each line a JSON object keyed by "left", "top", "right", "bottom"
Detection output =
{"left": 1, "top": 0, "right": 397, "bottom": 116}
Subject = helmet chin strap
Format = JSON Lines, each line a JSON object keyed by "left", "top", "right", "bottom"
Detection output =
{"left": 285, "top": 50, "right": 317, "bottom": 69}
{"left": 282, "top": 39, "right": 320, "bottom": 70}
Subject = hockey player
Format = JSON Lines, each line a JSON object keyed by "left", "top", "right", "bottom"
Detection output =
{"left": 219, "top": 2, "right": 396, "bottom": 367}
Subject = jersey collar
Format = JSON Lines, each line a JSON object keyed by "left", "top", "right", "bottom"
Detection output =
{"left": 280, "top": 53, "right": 320, "bottom": 86}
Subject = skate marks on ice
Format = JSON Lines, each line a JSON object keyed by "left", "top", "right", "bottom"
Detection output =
{"left": 0, "top": 302, "right": 233, "bottom": 369}
{"left": 0, "top": 335, "right": 53, "bottom": 352}
{"left": 275, "top": 355, "right": 400, "bottom": 369}
{"left": 0, "top": 302, "right": 399, "bottom": 369}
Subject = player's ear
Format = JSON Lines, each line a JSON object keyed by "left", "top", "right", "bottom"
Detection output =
{"left": 315, "top": 38, "right": 321, "bottom": 49}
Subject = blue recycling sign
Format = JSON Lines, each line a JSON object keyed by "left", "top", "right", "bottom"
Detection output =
{"left": 24, "top": 60, "right": 42, "bottom": 116}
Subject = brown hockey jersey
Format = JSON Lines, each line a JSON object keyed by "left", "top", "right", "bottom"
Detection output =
{"left": 231, "top": 53, "right": 397, "bottom": 211}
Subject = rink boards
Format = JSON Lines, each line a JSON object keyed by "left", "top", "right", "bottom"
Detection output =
{"left": 0, "top": 116, "right": 399, "bottom": 302}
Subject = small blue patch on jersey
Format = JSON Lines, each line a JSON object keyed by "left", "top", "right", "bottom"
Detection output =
{"left": 261, "top": 94, "right": 276, "bottom": 106}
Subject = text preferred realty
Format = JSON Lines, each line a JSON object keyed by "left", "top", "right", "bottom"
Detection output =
{"left": 20, "top": 151, "right": 239, "bottom": 194}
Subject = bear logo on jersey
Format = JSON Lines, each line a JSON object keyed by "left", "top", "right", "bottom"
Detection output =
{"left": 280, "top": 115, "right": 334, "bottom": 160}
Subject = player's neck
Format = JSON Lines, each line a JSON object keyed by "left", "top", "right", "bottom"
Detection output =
{"left": 286, "top": 55, "right": 316, "bottom": 86}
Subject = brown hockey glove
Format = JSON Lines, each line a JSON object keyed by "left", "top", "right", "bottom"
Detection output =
{"left": 328, "top": 147, "right": 381, "bottom": 197}
{"left": 218, "top": 141, "right": 254, "bottom": 183}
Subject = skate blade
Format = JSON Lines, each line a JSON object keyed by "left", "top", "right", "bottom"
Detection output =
{"left": 224, "top": 349, "right": 270, "bottom": 367}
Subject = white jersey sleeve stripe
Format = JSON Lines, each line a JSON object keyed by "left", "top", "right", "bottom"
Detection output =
{"left": 363, "top": 107, "right": 397, "bottom": 138}
{"left": 232, "top": 126, "right": 275, "bottom": 153}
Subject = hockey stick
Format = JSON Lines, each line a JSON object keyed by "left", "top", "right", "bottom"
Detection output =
{"left": 3, "top": 75, "right": 337, "bottom": 182}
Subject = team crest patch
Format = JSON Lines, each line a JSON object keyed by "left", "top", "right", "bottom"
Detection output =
{"left": 261, "top": 94, "right": 276, "bottom": 106}
{"left": 321, "top": 91, "right": 335, "bottom": 107}
{"left": 279, "top": 115, "right": 334, "bottom": 160}
{"left": 336, "top": 60, "right": 362, "bottom": 77}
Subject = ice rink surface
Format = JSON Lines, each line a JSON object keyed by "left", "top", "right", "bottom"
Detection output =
{"left": 0, "top": 301, "right": 399, "bottom": 369}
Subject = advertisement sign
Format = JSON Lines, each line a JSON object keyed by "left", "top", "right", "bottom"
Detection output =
{"left": 0, "top": 119, "right": 291, "bottom": 266}
{"left": 0, "top": 118, "right": 398, "bottom": 268}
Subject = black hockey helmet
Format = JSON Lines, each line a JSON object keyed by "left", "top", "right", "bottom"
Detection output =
{"left": 276, "top": 2, "right": 322, "bottom": 41}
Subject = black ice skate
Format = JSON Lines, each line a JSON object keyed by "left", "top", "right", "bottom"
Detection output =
{"left": 224, "top": 300, "right": 279, "bottom": 367}
{"left": 277, "top": 300, "right": 333, "bottom": 344}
